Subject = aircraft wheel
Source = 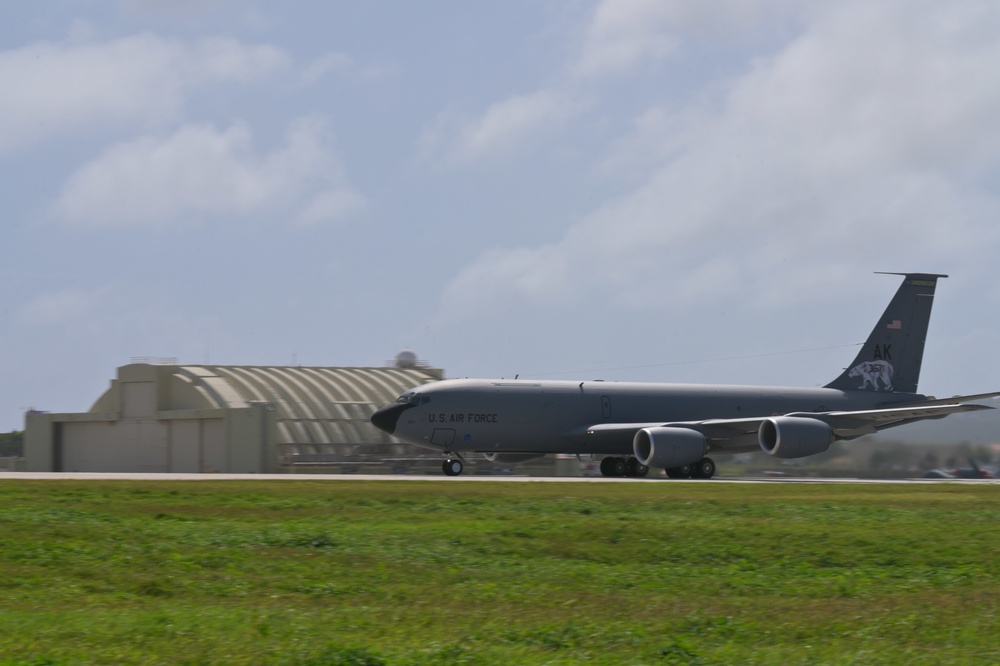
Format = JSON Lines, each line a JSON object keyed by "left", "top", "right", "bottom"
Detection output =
{"left": 442, "top": 459, "right": 464, "bottom": 476}
{"left": 626, "top": 458, "right": 649, "bottom": 477}
{"left": 610, "top": 457, "right": 628, "bottom": 477}
{"left": 665, "top": 464, "right": 693, "bottom": 479}
{"left": 691, "top": 457, "right": 716, "bottom": 479}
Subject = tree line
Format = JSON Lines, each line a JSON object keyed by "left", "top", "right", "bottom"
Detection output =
{"left": 0, "top": 431, "right": 24, "bottom": 457}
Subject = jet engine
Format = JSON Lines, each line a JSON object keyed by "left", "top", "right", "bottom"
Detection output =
{"left": 758, "top": 416, "right": 833, "bottom": 459}
{"left": 633, "top": 427, "right": 708, "bottom": 469}
{"left": 483, "top": 453, "right": 547, "bottom": 464}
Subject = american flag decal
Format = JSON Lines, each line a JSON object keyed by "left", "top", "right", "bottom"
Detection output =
{"left": 887, "top": 320, "right": 902, "bottom": 330}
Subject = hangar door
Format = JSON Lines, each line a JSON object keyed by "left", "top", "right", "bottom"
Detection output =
{"left": 167, "top": 419, "right": 226, "bottom": 473}
{"left": 58, "top": 418, "right": 225, "bottom": 473}
{"left": 60, "top": 420, "right": 166, "bottom": 472}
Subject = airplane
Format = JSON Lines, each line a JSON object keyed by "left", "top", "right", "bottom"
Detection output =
{"left": 922, "top": 458, "right": 995, "bottom": 479}
{"left": 371, "top": 273, "right": 999, "bottom": 478}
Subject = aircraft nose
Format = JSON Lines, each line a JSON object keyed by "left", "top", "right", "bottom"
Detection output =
{"left": 370, "top": 403, "right": 414, "bottom": 435}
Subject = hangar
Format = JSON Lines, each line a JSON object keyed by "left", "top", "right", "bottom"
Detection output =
{"left": 24, "top": 355, "right": 443, "bottom": 473}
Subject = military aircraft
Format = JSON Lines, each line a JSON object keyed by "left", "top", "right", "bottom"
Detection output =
{"left": 371, "top": 273, "right": 998, "bottom": 478}
{"left": 922, "top": 458, "right": 995, "bottom": 479}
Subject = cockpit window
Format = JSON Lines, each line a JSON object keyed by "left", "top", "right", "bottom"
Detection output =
{"left": 394, "top": 392, "right": 431, "bottom": 405}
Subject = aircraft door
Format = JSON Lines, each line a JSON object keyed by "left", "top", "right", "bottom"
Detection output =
{"left": 602, "top": 396, "right": 612, "bottom": 420}
{"left": 431, "top": 429, "right": 456, "bottom": 447}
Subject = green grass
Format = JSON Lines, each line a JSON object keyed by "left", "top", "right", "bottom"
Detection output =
{"left": 0, "top": 480, "right": 997, "bottom": 665}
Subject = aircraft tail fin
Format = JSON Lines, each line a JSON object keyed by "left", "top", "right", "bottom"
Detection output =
{"left": 824, "top": 273, "right": 947, "bottom": 395}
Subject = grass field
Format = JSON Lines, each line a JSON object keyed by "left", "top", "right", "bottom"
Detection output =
{"left": 0, "top": 479, "right": 997, "bottom": 665}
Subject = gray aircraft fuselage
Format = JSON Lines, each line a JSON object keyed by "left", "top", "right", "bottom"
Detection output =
{"left": 380, "top": 378, "right": 923, "bottom": 457}
{"left": 371, "top": 273, "right": 997, "bottom": 477}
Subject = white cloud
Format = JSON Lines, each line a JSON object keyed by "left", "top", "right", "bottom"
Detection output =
{"left": 191, "top": 36, "right": 288, "bottom": 82}
{"left": 118, "top": 0, "right": 219, "bottom": 11}
{"left": 726, "top": 2, "right": 1000, "bottom": 174}
{"left": 424, "top": 90, "right": 584, "bottom": 163}
{"left": 302, "top": 52, "right": 353, "bottom": 84}
{"left": 420, "top": 0, "right": 804, "bottom": 165}
{"left": 573, "top": 0, "right": 681, "bottom": 79}
{"left": 50, "top": 115, "right": 365, "bottom": 227}
{"left": 294, "top": 190, "right": 367, "bottom": 227}
{"left": 0, "top": 34, "right": 290, "bottom": 156}
{"left": 438, "top": 1, "right": 1000, "bottom": 320}
{"left": 301, "top": 52, "right": 394, "bottom": 84}
{"left": 442, "top": 245, "right": 573, "bottom": 317}
{"left": 573, "top": 0, "right": 804, "bottom": 79}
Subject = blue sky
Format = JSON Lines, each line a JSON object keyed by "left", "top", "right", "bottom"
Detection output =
{"left": 3, "top": 1, "right": 1000, "bottom": 431}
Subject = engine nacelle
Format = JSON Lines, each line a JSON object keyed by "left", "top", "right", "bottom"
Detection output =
{"left": 758, "top": 416, "right": 833, "bottom": 459}
{"left": 482, "top": 452, "right": 547, "bottom": 464}
{"left": 633, "top": 427, "right": 708, "bottom": 468}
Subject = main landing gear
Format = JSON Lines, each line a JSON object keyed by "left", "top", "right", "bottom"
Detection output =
{"left": 664, "top": 457, "right": 716, "bottom": 479}
{"left": 598, "top": 456, "right": 717, "bottom": 479}
{"left": 599, "top": 456, "right": 650, "bottom": 478}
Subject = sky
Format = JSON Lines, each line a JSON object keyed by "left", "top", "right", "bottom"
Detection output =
{"left": 3, "top": 1, "right": 1000, "bottom": 433}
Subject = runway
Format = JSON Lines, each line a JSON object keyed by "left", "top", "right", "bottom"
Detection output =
{"left": 2, "top": 472, "right": 996, "bottom": 484}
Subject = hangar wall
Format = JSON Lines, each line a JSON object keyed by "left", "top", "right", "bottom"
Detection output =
{"left": 25, "top": 360, "right": 442, "bottom": 473}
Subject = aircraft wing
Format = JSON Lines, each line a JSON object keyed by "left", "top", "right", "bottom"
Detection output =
{"left": 802, "top": 402, "right": 993, "bottom": 437}
{"left": 584, "top": 401, "right": 995, "bottom": 450}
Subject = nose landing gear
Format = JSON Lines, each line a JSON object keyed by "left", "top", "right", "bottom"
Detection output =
{"left": 442, "top": 456, "right": 465, "bottom": 476}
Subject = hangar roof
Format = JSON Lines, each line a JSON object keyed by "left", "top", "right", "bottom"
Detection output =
{"left": 177, "top": 364, "right": 440, "bottom": 446}
{"left": 90, "top": 362, "right": 443, "bottom": 449}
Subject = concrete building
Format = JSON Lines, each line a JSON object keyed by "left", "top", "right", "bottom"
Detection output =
{"left": 25, "top": 356, "right": 442, "bottom": 473}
